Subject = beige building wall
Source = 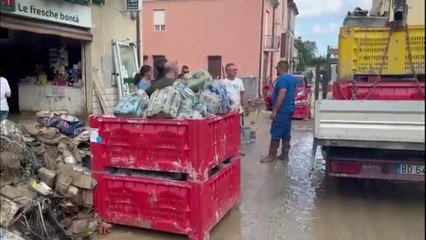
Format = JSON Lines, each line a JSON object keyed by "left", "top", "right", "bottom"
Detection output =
{"left": 86, "top": 0, "right": 137, "bottom": 114}
{"left": 143, "top": 0, "right": 263, "bottom": 78}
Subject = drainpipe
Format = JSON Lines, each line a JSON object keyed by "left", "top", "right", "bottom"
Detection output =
{"left": 258, "top": 0, "right": 265, "bottom": 96}
{"left": 269, "top": 5, "right": 277, "bottom": 81}
{"left": 136, "top": 11, "right": 141, "bottom": 66}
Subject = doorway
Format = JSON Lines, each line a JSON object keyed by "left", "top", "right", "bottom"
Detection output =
{"left": 152, "top": 55, "right": 166, "bottom": 79}
{"left": 208, "top": 55, "right": 222, "bottom": 79}
{"left": 262, "top": 52, "right": 270, "bottom": 85}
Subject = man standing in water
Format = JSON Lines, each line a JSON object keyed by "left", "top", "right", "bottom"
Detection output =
{"left": 261, "top": 60, "right": 297, "bottom": 162}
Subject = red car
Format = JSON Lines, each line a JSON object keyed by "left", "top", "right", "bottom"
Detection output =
{"left": 264, "top": 75, "right": 312, "bottom": 120}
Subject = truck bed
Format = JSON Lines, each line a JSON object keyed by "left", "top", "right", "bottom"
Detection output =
{"left": 314, "top": 100, "right": 425, "bottom": 150}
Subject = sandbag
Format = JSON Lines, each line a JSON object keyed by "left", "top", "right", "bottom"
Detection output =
{"left": 113, "top": 91, "right": 149, "bottom": 118}
{"left": 145, "top": 86, "right": 182, "bottom": 119}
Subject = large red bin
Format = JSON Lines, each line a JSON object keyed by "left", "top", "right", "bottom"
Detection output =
{"left": 93, "top": 157, "right": 241, "bottom": 240}
{"left": 90, "top": 113, "right": 240, "bottom": 182}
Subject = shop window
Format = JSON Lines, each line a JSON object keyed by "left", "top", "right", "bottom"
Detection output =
{"left": 154, "top": 10, "right": 166, "bottom": 32}
{"left": 0, "top": 29, "right": 84, "bottom": 114}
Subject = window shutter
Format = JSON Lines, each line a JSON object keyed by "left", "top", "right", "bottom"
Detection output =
{"left": 154, "top": 10, "right": 165, "bottom": 25}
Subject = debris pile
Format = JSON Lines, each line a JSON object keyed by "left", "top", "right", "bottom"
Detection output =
{"left": 114, "top": 71, "right": 236, "bottom": 119}
{"left": 0, "top": 111, "right": 110, "bottom": 240}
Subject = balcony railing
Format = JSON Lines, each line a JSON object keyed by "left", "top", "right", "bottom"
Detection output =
{"left": 264, "top": 35, "right": 281, "bottom": 52}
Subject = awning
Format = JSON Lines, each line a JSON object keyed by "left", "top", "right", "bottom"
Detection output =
{"left": 0, "top": 14, "right": 93, "bottom": 41}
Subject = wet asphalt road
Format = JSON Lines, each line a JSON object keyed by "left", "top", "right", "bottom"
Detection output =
{"left": 98, "top": 112, "right": 425, "bottom": 240}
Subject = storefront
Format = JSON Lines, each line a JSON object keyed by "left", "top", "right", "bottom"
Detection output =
{"left": 0, "top": 0, "right": 94, "bottom": 116}
{"left": 1, "top": 0, "right": 138, "bottom": 116}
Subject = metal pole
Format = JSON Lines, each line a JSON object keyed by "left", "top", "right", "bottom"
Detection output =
{"left": 136, "top": 11, "right": 141, "bottom": 65}
{"left": 315, "top": 65, "right": 320, "bottom": 100}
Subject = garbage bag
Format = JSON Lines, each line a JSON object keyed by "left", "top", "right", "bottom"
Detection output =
{"left": 173, "top": 80, "right": 204, "bottom": 118}
{"left": 113, "top": 91, "right": 149, "bottom": 118}
{"left": 145, "top": 86, "right": 182, "bottom": 119}
{"left": 183, "top": 70, "right": 213, "bottom": 93}
{"left": 173, "top": 80, "right": 197, "bottom": 102}
{"left": 200, "top": 80, "right": 233, "bottom": 115}
{"left": 176, "top": 110, "right": 203, "bottom": 120}
{"left": 193, "top": 101, "right": 208, "bottom": 117}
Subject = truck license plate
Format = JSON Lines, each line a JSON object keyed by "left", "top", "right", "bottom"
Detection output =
{"left": 398, "top": 164, "right": 425, "bottom": 175}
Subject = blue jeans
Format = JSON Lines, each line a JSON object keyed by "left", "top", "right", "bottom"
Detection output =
{"left": 0, "top": 111, "right": 8, "bottom": 121}
{"left": 270, "top": 111, "right": 293, "bottom": 141}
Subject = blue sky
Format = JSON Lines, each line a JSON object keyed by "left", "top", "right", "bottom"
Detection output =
{"left": 295, "top": 0, "right": 372, "bottom": 55}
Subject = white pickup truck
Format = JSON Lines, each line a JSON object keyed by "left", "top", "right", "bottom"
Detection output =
{"left": 313, "top": 100, "right": 425, "bottom": 182}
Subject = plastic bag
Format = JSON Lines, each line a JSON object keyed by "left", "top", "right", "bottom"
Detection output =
{"left": 193, "top": 101, "right": 208, "bottom": 117}
{"left": 174, "top": 80, "right": 197, "bottom": 102}
{"left": 183, "top": 70, "right": 213, "bottom": 93}
{"left": 200, "top": 81, "right": 233, "bottom": 115}
{"left": 174, "top": 81, "right": 195, "bottom": 117}
{"left": 176, "top": 110, "right": 203, "bottom": 120}
{"left": 145, "top": 86, "right": 182, "bottom": 119}
{"left": 113, "top": 91, "right": 149, "bottom": 118}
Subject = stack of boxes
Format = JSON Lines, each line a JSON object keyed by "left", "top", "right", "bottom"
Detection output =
{"left": 90, "top": 112, "right": 241, "bottom": 240}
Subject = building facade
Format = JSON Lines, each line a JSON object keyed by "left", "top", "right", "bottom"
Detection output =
{"left": 142, "top": 0, "right": 298, "bottom": 92}
{"left": 0, "top": 0, "right": 137, "bottom": 115}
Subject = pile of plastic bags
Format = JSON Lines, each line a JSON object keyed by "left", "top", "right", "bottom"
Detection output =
{"left": 201, "top": 81, "right": 233, "bottom": 115}
{"left": 113, "top": 70, "right": 235, "bottom": 119}
{"left": 113, "top": 90, "right": 149, "bottom": 118}
{"left": 145, "top": 86, "right": 182, "bottom": 119}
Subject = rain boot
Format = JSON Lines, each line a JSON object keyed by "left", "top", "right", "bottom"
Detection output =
{"left": 278, "top": 140, "right": 290, "bottom": 161}
{"left": 260, "top": 140, "right": 280, "bottom": 163}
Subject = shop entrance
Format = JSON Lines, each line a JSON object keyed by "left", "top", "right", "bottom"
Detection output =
{"left": 0, "top": 28, "right": 85, "bottom": 116}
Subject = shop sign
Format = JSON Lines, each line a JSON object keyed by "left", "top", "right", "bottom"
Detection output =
{"left": 0, "top": 0, "right": 92, "bottom": 28}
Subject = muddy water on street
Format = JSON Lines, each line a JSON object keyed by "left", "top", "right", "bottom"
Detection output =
{"left": 99, "top": 116, "right": 425, "bottom": 240}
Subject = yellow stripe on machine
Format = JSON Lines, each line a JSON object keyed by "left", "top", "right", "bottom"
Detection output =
{"left": 338, "top": 25, "right": 425, "bottom": 79}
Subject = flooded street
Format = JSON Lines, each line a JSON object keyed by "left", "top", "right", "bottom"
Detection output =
{"left": 99, "top": 112, "right": 425, "bottom": 240}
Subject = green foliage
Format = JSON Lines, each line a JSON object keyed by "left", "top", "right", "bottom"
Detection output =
{"left": 295, "top": 36, "right": 327, "bottom": 70}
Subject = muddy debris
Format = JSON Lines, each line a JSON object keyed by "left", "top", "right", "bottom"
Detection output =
{"left": 0, "top": 112, "right": 107, "bottom": 240}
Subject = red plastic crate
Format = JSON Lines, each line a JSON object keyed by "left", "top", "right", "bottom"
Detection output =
{"left": 332, "top": 81, "right": 425, "bottom": 100}
{"left": 90, "top": 113, "right": 240, "bottom": 182}
{"left": 93, "top": 157, "right": 241, "bottom": 240}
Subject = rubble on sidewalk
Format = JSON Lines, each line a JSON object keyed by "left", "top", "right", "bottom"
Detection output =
{"left": 0, "top": 111, "right": 106, "bottom": 240}
{"left": 0, "top": 228, "right": 26, "bottom": 240}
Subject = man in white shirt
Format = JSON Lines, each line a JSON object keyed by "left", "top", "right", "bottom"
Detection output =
{"left": 223, "top": 63, "right": 246, "bottom": 112}
{"left": 0, "top": 76, "right": 12, "bottom": 121}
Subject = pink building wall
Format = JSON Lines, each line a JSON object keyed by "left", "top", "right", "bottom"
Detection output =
{"left": 142, "top": 0, "right": 263, "bottom": 77}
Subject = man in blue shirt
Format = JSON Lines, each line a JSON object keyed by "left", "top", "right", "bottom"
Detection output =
{"left": 261, "top": 60, "right": 297, "bottom": 163}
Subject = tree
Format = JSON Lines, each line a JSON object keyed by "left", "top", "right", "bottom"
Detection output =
{"left": 295, "top": 36, "right": 325, "bottom": 71}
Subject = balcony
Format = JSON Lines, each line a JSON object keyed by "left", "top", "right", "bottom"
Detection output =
{"left": 264, "top": 35, "right": 281, "bottom": 52}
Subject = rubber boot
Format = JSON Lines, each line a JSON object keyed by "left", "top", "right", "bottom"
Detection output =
{"left": 278, "top": 140, "right": 290, "bottom": 161}
{"left": 260, "top": 140, "right": 280, "bottom": 163}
